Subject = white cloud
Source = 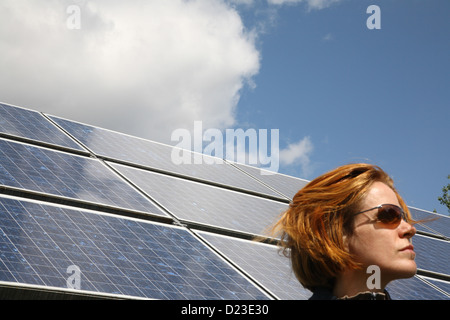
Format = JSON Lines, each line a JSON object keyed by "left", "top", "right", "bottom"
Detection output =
{"left": 267, "top": 0, "right": 342, "bottom": 10}
{"left": 279, "top": 136, "right": 314, "bottom": 176}
{"left": 221, "top": 130, "right": 314, "bottom": 177}
{"left": 0, "top": 0, "right": 260, "bottom": 143}
{"left": 323, "top": 33, "right": 334, "bottom": 41}
{"left": 0, "top": 0, "right": 327, "bottom": 178}
{"left": 228, "top": 0, "right": 255, "bottom": 5}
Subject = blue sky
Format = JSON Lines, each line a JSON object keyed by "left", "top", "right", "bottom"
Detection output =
{"left": 233, "top": 0, "right": 450, "bottom": 214}
{"left": 0, "top": 0, "right": 448, "bottom": 214}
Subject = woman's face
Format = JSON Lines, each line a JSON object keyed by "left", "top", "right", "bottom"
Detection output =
{"left": 346, "top": 182, "right": 417, "bottom": 286}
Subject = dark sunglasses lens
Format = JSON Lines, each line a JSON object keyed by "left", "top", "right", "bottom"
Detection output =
{"left": 377, "top": 206, "right": 402, "bottom": 224}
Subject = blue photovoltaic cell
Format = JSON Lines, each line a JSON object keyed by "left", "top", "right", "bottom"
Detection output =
{"left": 0, "top": 196, "right": 269, "bottom": 300}
{"left": 413, "top": 222, "right": 438, "bottom": 236}
{"left": 48, "top": 115, "right": 283, "bottom": 199}
{"left": 421, "top": 277, "right": 450, "bottom": 297}
{"left": 0, "top": 103, "right": 85, "bottom": 152}
{"left": 0, "top": 138, "right": 167, "bottom": 218}
{"left": 410, "top": 207, "right": 450, "bottom": 239}
{"left": 196, "top": 230, "right": 312, "bottom": 300}
{"left": 413, "top": 235, "right": 450, "bottom": 276}
{"left": 229, "top": 161, "right": 309, "bottom": 200}
{"left": 387, "top": 276, "right": 449, "bottom": 300}
{"left": 109, "top": 162, "right": 288, "bottom": 236}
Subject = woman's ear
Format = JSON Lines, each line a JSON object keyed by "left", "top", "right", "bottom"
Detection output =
{"left": 342, "top": 234, "right": 350, "bottom": 252}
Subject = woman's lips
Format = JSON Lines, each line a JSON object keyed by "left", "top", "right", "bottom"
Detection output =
{"left": 400, "top": 244, "right": 414, "bottom": 252}
{"left": 399, "top": 244, "right": 415, "bottom": 258}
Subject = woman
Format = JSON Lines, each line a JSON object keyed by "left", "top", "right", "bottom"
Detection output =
{"left": 271, "top": 163, "right": 417, "bottom": 300}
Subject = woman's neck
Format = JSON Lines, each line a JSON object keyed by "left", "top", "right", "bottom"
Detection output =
{"left": 333, "top": 269, "right": 385, "bottom": 299}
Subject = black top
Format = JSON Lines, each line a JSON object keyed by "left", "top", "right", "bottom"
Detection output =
{"left": 309, "top": 287, "right": 392, "bottom": 300}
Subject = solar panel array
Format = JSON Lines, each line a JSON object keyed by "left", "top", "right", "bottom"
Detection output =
{"left": 0, "top": 101, "right": 449, "bottom": 300}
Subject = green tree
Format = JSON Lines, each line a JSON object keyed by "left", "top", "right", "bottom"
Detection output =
{"left": 438, "top": 175, "right": 450, "bottom": 214}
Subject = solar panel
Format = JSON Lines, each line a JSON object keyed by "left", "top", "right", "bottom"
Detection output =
{"left": 0, "top": 103, "right": 86, "bottom": 153}
{"left": 0, "top": 138, "right": 167, "bottom": 218}
{"left": 48, "top": 115, "right": 283, "bottom": 199}
{"left": 387, "top": 275, "right": 449, "bottom": 300}
{"left": 421, "top": 277, "right": 450, "bottom": 297}
{"left": 410, "top": 207, "right": 450, "bottom": 239}
{"left": 195, "top": 230, "right": 312, "bottom": 300}
{"left": 1, "top": 102, "right": 449, "bottom": 301}
{"left": 413, "top": 235, "right": 450, "bottom": 276}
{"left": 0, "top": 195, "right": 270, "bottom": 300}
{"left": 109, "top": 162, "right": 288, "bottom": 236}
{"left": 228, "top": 161, "right": 309, "bottom": 199}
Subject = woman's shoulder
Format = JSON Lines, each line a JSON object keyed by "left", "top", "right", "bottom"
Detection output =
{"left": 308, "top": 287, "right": 337, "bottom": 300}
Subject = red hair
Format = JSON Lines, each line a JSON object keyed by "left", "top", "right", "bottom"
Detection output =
{"left": 270, "top": 163, "right": 412, "bottom": 291}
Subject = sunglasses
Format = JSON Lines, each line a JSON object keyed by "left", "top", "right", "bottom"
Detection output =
{"left": 354, "top": 204, "right": 408, "bottom": 226}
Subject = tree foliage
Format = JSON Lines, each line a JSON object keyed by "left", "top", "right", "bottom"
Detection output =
{"left": 438, "top": 175, "right": 450, "bottom": 214}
